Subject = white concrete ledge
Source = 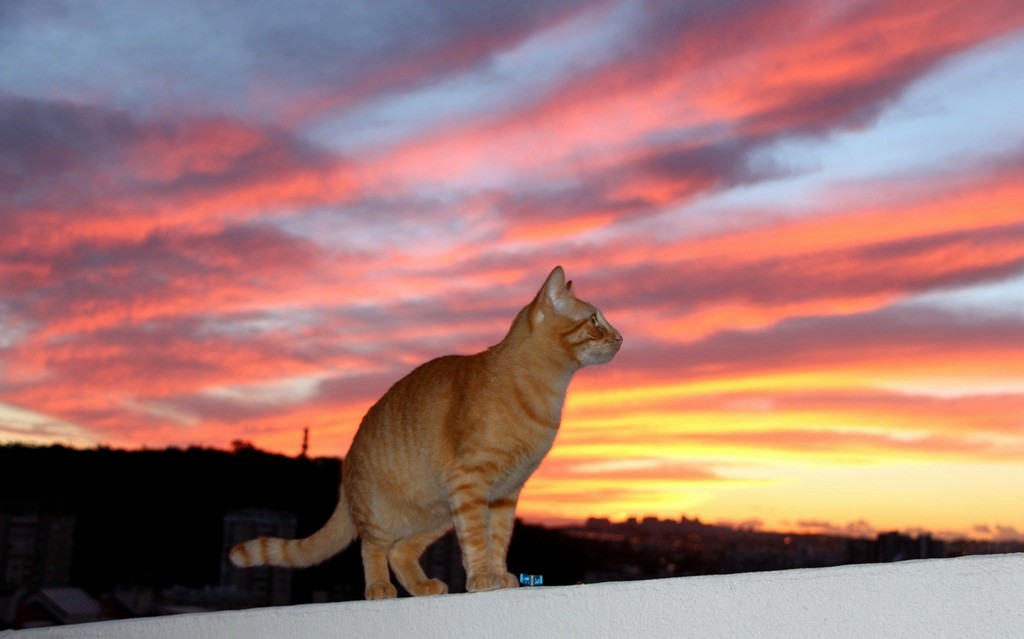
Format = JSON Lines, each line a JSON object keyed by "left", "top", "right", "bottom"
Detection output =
{"left": 5, "top": 554, "right": 1023, "bottom": 638}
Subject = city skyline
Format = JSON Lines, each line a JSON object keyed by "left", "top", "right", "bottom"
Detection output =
{"left": 2, "top": 1, "right": 1023, "bottom": 541}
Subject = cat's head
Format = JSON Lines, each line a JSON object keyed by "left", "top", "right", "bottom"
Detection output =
{"left": 530, "top": 266, "right": 622, "bottom": 367}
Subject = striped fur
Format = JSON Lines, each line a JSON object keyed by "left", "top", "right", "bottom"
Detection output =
{"left": 229, "top": 266, "right": 621, "bottom": 599}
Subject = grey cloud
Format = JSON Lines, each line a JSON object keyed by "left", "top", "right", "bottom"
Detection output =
{"left": 0, "top": 0, "right": 598, "bottom": 119}
{"left": 0, "top": 97, "right": 341, "bottom": 218}
{"left": 613, "top": 305, "right": 1024, "bottom": 379}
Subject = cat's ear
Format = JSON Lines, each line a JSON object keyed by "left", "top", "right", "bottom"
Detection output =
{"left": 532, "top": 266, "right": 571, "bottom": 325}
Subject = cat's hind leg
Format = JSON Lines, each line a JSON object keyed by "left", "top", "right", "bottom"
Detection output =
{"left": 361, "top": 540, "right": 398, "bottom": 600}
{"left": 387, "top": 526, "right": 449, "bottom": 596}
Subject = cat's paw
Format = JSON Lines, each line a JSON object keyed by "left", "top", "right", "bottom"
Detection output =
{"left": 365, "top": 581, "right": 398, "bottom": 600}
{"left": 409, "top": 578, "right": 448, "bottom": 596}
{"left": 496, "top": 572, "right": 519, "bottom": 589}
{"left": 466, "top": 572, "right": 513, "bottom": 592}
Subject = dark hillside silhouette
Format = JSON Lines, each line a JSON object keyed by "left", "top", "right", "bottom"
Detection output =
{"left": 0, "top": 443, "right": 347, "bottom": 593}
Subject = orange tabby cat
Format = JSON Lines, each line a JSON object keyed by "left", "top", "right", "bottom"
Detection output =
{"left": 229, "top": 266, "right": 621, "bottom": 599}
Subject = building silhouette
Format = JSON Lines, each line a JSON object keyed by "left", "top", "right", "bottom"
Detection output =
{"left": 0, "top": 512, "right": 75, "bottom": 588}
{"left": 220, "top": 509, "right": 297, "bottom": 607}
{"left": 870, "top": 532, "right": 946, "bottom": 563}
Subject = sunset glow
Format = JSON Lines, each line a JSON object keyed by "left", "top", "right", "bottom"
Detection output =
{"left": 2, "top": 0, "right": 1023, "bottom": 542}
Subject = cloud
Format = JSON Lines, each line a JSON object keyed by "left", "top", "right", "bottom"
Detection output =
{"left": 356, "top": 0, "right": 1024, "bottom": 195}
{"left": 0, "top": 97, "right": 352, "bottom": 250}
{"left": 545, "top": 456, "right": 726, "bottom": 481}
{"left": 685, "top": 429, "right": 1020, "bottom": 461}
{"left": 0, "top": 96, "right": 135, "bottom": 188}
{"left": 612, "top": 222, "right": 1024, "bottom": 312}
{"left": 0, "top": 0, "right": 598, "bottom": 122}
{"left": 0, "top": 402, "right": 99, "bottom": 445}
{"left": 603, "top": 304, "right": 1024, "bottom": 425}
{"left": 969, "top": 524, "right": 1024, "bottom": 543}
{"left": 794, "top": 519, "right": 877, "bottom": 538}
{"left": 991, "top": 526, "right": 1024, "bottom": 543}
{"left": 2, "top": 223, "right": 347, "bottom": 338}
{"left": 491, "top": 135, "right": 793, "bottom": 243}
{"left": 714, "top": 518, "right": 766, "bottom": 531}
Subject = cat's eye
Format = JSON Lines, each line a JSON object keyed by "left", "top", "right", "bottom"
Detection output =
{"left": 590, "top": 314, "right": 599, "bottom": 326}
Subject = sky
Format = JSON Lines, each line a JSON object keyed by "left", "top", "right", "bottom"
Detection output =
{"left": 2, "top": 0, "right": 1023, "bottom": 541}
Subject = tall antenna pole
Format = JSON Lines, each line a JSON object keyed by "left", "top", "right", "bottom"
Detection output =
{"left": 300, "top": 426, "right": 309, "bottom": 458}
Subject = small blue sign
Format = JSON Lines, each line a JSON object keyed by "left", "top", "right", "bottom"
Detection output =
{"left": 519, "top": 573, "right": 543, "bottom": 586}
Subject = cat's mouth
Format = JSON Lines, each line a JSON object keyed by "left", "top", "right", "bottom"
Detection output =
{"left": 608, "top": 332, "right": 623, "bottom": 350}
{"left": 589, "top": 334, "right": 623, "bottom": 365}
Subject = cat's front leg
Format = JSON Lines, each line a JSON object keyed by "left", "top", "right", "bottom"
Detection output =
{"left": 450, "top": 483, "right": 507, "bottom": 592}
{"left": 486, "top": 492, "right": 521, "bottom": 589}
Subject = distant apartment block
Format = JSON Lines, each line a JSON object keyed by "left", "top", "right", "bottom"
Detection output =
{"left": 0, "top": 512, "right": 75, "bottom": 587}
{"left": 220, "top": 509, "right": 297, "bottom": 607}
{"left": 851, "top": 531, "right": 947, "bottom": 563}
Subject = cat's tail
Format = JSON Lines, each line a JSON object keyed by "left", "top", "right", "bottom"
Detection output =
{"left": 229, "top": 491, "right": 358, "bottom": 569}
